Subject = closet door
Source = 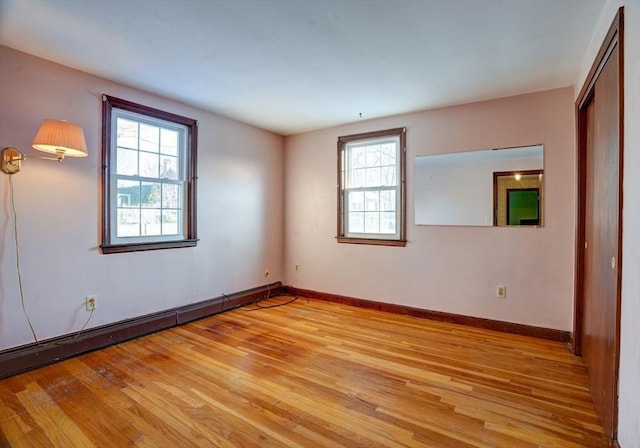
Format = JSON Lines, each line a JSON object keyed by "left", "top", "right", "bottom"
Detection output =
{"left": 575, "top": 9, "right": 623, "bottom": 445}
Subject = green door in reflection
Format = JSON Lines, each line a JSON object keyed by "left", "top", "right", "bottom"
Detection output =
{"left": 507, "top": 188, "right": 540, "bottom": 226}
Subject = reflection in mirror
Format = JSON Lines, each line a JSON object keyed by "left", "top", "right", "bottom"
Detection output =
{"left": 493, "top": 170, "right": 543, "bottom": 226}
{"left": 414, "top": 145, "right": 543, "bottom": 227}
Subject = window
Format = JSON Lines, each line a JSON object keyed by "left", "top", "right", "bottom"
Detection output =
{"left": 337, "top": 127, "right": 406, "bottom": 246}
{"left": 101, "top": 95, "right": 197, "bottom": 254}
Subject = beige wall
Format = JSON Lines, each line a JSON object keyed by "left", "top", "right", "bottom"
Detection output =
{"left": 0, "top": 46, "right": 285, "bottom": 350}
{"left": 284, "top": 87, "right": 575, "bottom": 331}
{"left": 576, "top": 1, "right": 640, "bottom": 446}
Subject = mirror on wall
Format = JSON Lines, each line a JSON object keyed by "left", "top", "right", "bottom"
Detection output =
{"left": 414, "top": 144, "right": 544, "bottom": 227}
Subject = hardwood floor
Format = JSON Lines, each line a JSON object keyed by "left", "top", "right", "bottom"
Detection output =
{"left": 0, "top": 296, "right": 607, "bottom": 447}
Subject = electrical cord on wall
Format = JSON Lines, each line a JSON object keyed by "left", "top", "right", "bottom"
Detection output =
{"left": 8, "top": 175, "right": 39, "bottom": 343}
{"left": 57, "top": 308, "right": 94, "bottom": 345}
{"left": 8, "top": 175, "right": 93, "bottom": 347}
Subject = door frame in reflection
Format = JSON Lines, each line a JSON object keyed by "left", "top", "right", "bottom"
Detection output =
{"left": 493, "top": 170, "right": 543, "bottom": 226}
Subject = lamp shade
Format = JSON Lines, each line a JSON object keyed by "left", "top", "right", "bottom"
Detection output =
{"left": 32, "top": 119, "right": 88, "bottom": 158}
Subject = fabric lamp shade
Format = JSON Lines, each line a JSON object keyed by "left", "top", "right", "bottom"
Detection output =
{"left": 32, "top": 119, "right": 88, "bottom": 158}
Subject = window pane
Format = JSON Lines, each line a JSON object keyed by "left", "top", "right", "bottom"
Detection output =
{"left": 160, "top": 156, "right": 179, "bottom": 180}
{"left": 380, "top": 212, "right": 396, "bottom": 234}
{"left": 160, "top": 128, "right": 179, "bottom": 156}
{"left": 348, "top": 212, "right": 364, "bottom": 233}
{"left": 162, "top": 210, "right": 179, "bottom": 235}
{"left": 351, "top": 146, "right": 366, "bottom": 169}
{"left": 348, "top": 190, "right": 364, "bottom": 211}
{"left": 365, "top": 144, "right": 381, "bottom": 167}
{"left": 116, "top": 148, "right": 138, "bottom": 176}
{"left": 141, "top": 182, "right": 161, "bottom": 208}
{"left": 117, "top": 180, "right": 140, "bottom": 207}
{"left": 381, "top": 142, "right": 396, "bottom": 166}
{"left": 364, "top": 212, "right": 380, "bottom": 233}
{"left": 380, "top": 190, "right": 396, "bottom": 211}
{"left": 349, "top": 168, "right": 365, "bottom": 188}
{"left": 141, "top": 209, "right": 161, "bottom": 236}
{"left": 117, "top": 208, "right": 140, "bottom": 237}
{"left": 365, "top": 191, "right": 379, "bottom": 211}
{"left": 381, "top": 166, "right": 396, "bottom": 186}
{"left": 365, "top": 167, "right": 381, "bottom": 187}
{"left": 162, "top": 183, "right": 180, "bottom": 209}
{"left": 139, "top": 124, "right": 160, "bottom": 153}
{"left": 117, "top": 118, "right": 138, "bottom": 149}
{"left": 140, "top": 152, "right": 159, "bottom": 178}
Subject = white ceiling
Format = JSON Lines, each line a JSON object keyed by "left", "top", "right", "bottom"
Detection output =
{"left": 0, "top": 0, "right": 604, "bottom": 136}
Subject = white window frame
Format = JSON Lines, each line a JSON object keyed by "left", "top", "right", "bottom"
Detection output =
{"left": 337, "top": 128, "right": 406, "bottom": 247}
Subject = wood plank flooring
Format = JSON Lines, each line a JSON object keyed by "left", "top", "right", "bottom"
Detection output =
{"left": 0, "top": 296, "right": 608, "bottom": 447}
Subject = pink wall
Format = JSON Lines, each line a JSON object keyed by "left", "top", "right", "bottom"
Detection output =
{"left": 0, "top": 46, "right": 284, "bottom": 350}
{"left": 284, "top": 87, "right": 576, "bottom": 330}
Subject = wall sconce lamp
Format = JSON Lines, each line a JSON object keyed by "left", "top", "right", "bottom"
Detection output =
{"left": 1, "top": 119, "right": 88, "bottom": 175}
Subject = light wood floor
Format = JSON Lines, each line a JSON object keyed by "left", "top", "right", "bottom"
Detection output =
{"left": 0, "top": 296, "right": 607, "bottom": 447}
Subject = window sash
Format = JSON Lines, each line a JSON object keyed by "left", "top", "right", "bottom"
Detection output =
{"left": 109, "top": 109, "right": 188, "bottom": 245}
{"left": 345, "top": 136, "right": 400, "bottom": 189}
{"left": 343, "top": 186, "right": 400, "bottom": 239}
{"left": 110, "top": 176, "right": 186, "bottom": 243}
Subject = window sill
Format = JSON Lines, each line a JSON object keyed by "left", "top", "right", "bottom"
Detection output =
{"left": 101, "top": 239, "right": 198, "bottom": 254}
{"left": 336, "top": 237, "right": 406, "bottom": 247}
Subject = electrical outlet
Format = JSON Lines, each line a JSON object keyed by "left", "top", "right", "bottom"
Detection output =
{"left": 496, "top": 285, "right": 507, "bottom": 299}
{"left": 85, "top": 295, "right": 97, "bottom": 311}
{"left": 264, "top": 270, "right": 270, "bottom": 277}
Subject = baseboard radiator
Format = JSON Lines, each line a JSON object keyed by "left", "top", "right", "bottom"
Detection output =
{"left": 0, "top": 282, "right": 283, "bottom": 379}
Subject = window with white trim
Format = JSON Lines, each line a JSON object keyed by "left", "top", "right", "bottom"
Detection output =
{"left": 101, "top": 96, "right": 197, "bottom": 254}
{"left": 337, "top": 128, "right": 406, "bottom": 246}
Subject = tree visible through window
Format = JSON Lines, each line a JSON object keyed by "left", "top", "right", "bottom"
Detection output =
{"left": 337, "top": 128, "right": 406, "bottom": 246}
{"left": 101, "top": 96, "right": 198, "bottom": 254}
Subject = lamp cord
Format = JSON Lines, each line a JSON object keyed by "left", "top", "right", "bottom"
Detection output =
{"left": 8, "top": 175, "right": 39, "bottom": 343}
{"left": 60, "top": 307, "right": 94, "bottom": 345}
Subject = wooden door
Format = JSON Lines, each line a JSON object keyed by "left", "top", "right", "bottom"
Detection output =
{"left": 575, "top": 9, "right": 623, "bottom": 445}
